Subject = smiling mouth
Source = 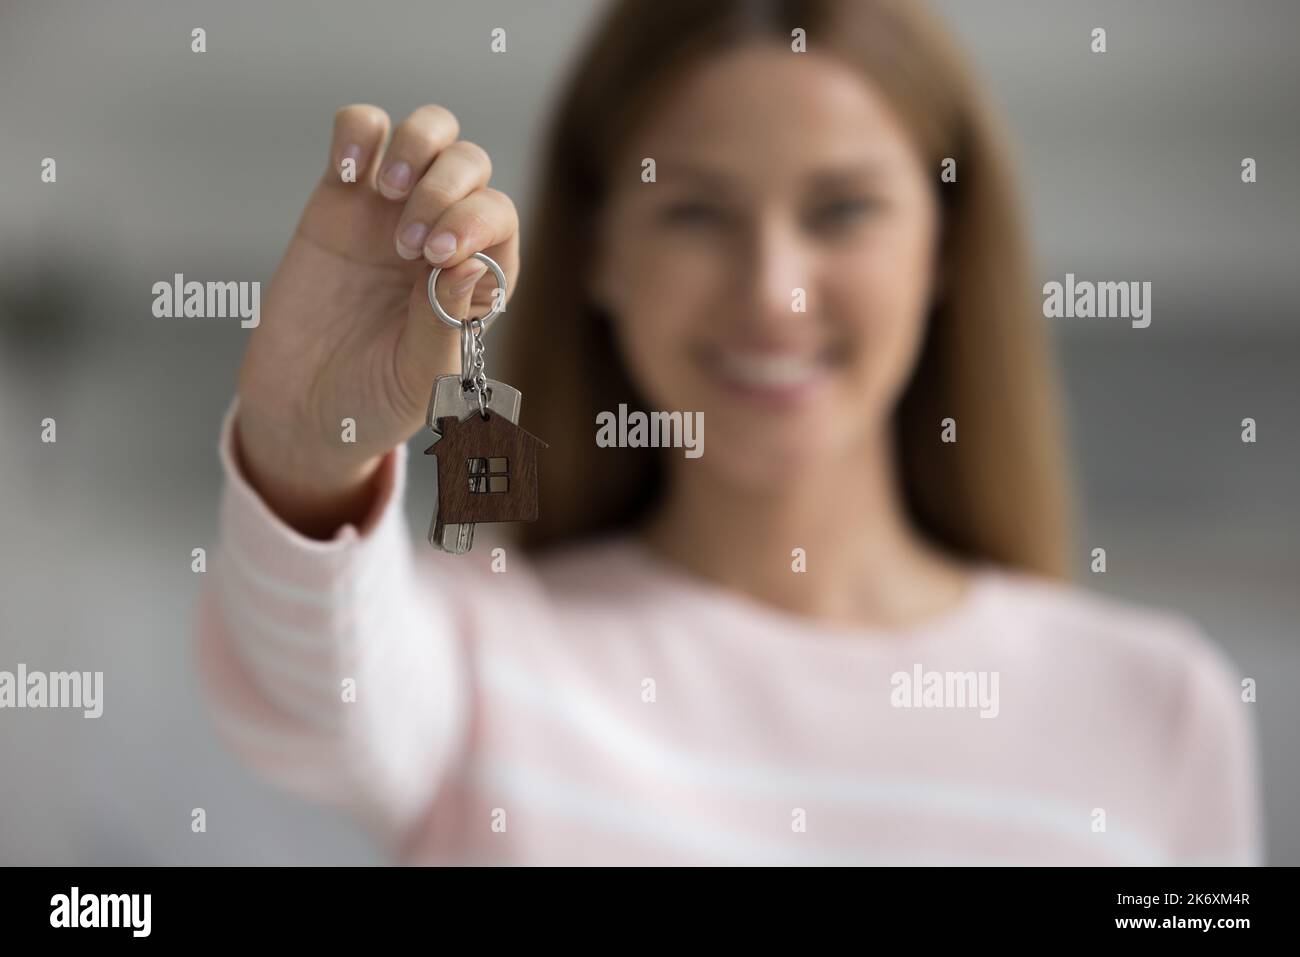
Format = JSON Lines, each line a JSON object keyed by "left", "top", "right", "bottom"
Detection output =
{"left": 700, "top": 344, "right": 845, "bottom": 408}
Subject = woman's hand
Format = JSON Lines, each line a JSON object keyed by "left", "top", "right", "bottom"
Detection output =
{"left": 234, "top": 104, "right": 520, "bottom": 535}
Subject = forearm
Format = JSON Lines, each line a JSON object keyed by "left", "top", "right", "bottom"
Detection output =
{"left": 197, "top": 398, "right": 470, "bottom": 851}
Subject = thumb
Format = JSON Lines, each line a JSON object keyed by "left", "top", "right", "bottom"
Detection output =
{"left": 395, "top": 257, "right": 490, "bottom": 417}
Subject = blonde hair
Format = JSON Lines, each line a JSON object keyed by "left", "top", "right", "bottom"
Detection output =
{"left": 501, "top": 0, "right": 1075, "bottom": 578}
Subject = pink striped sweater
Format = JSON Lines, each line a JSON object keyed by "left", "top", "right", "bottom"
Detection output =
{"left": 197, "top": 400, "right": 1263, "bottom": 866}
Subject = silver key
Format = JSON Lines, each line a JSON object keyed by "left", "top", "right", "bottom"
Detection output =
{"left": 425, "top": 374, "right": 522, "bottom": 553}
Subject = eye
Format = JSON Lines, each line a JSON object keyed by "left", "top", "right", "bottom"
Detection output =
{"left": 809, "top": 197, "right": 876, "bottom": 229}
{"left": 660, "top": 201, "right": 726, "bottom": 226}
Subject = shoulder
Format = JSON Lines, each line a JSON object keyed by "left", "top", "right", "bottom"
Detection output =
{"left": 984, "top": 567, "right": 1260, "bottom": 862}
{"left": 984, "top": 567, "right": 1250, "bottom": 741}
{"left": 984, "top": 567, "right": 1241, "bottom": 692}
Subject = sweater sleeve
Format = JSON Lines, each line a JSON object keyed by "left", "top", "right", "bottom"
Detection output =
{"left": 195, "top": 398, "right": 471, "bottom": 856}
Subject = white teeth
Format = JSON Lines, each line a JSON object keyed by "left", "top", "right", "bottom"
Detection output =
{"left": 715, "top": 350, "right": 820, "bottom": 387}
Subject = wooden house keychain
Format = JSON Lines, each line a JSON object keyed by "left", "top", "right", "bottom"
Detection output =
{"left": 424, "top": 252, "right": 547, "bottom": 553}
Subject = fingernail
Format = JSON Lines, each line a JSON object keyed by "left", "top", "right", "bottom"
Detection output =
{"left": 450, "top": 262, "right": 487, "bottom": 295}
{"left": 339, "top": 144, "right": 362, "bottom": 176}
{"left": 396, "top": 222, "right": 430, "bottom": 259}
{"left": 380, "top": 161, "right": 412, "bottom": 196}
{"left": 425, "top": 231, "right": 457, "bottom": 263}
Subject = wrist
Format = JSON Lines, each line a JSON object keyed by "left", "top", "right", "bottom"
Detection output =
{"left": 233, "top": 406, "right": 389, "bottom": 540}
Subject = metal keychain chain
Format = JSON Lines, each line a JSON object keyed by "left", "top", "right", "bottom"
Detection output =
{"left": 464, "top": 317, "right": 489, "bottom": 417}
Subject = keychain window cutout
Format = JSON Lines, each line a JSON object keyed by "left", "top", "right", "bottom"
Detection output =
{"left": 467, "top": 457, "right": 510, "bottom": 493}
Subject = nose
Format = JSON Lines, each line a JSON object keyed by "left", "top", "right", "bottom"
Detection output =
{"left": 738, "top": 213, "right": 816, "bottom": 333}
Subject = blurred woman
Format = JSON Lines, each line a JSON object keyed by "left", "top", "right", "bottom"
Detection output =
{"left": 199, "top": 0, "right": 1260, "bottom": 865}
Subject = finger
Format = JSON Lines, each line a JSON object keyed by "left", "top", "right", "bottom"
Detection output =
{"left": 393, "top": 140, "right": 493, "bottom": 260}
{"left": 324, "top": 104, "right": 390, "bottom": 190}
{"left": 438, "top": 257, "right": 492, "bottom": 322}
{"left": 421, "top": 186, "right": 518, "bottom": 270}
{"left": 375, "top": 104, "right": 461, "bottom": 202}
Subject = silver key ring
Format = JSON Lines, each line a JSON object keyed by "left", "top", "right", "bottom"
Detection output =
{"left": 428, "top": 251, "right": 507, "bottom": 331}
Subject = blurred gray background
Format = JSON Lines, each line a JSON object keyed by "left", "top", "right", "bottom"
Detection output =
{"left": 1, "top": 0, "right": 1296, "bottom": 864}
